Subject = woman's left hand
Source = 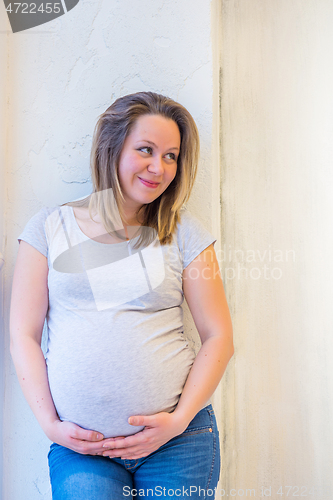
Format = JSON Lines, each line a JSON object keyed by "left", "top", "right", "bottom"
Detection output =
{"left": 102, "top": 411, "right": 188, "bottom": 460}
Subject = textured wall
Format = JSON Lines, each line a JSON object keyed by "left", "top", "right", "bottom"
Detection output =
{"left": 1, "top": 0, "right": 217, "bottom": 499}
{"left": 219, "top": 0, "right": 333, "bottom": 498}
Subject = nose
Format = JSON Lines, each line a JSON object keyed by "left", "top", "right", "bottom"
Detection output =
{"left": 148, "top": 155, "right": 164, "bottom": 174}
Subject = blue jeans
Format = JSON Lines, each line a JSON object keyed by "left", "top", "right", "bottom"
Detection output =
{"left": 48, "top": 404, "right": 221, "bottom": 499}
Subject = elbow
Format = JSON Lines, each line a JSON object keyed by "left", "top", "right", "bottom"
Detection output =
{"left": 209, "top": 332, "right": 234, "bottom": 360}
{"left": 10, "top": 332, "right": 28, "bottom": 359}
{"left": 9, "top": 325, "right": 21, "bottom": 356}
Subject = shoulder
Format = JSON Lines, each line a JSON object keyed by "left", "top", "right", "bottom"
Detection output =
{"left": 175, "top": 206, "right": 217, "bottom": 270}
{"left": 27, "top": 205, "right": 60, "bottom": 221}
{"left": 17, "top": 205, "right": 61, "bottom": 258}
{"left": 176, "top": 206, "right": 212, "bottom": 236}
{"left": 19, "top": 205, "right": 59, "bottom": 232}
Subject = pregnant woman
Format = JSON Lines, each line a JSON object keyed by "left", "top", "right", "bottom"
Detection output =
{"left": 10, "top": 91, "right": 234, "bottom": 499}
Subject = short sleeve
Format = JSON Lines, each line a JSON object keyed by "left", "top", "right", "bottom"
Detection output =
{"left": 177, "top": 208, "right": 217, "bottom": 270}
{"left": 17, "top": 207, "right": 49, "bottom": 258}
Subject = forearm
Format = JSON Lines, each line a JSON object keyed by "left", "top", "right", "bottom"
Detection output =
{"left": 173, "top": 335, "right": 234, "bottom": 428}
{"left": 10, "top": 336, "right": 60, "bottom": 437}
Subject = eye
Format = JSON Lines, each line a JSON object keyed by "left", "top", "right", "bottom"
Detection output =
{"left": 138, "top": 146, "right": 152, "bottom": 154}
{"left": 164, "top": 152, "right": 177, "bottom": 161}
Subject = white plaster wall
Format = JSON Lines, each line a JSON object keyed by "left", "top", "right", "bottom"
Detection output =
{"left": 1, "top": 1, "right": 218, "bottom": 499}
{"left": 219, "top": 1, "right": 333, "bottom": 497}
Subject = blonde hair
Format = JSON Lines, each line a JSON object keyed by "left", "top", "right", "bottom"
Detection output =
{"left": 63, "top": 91, "right": 200, "bottom": 247}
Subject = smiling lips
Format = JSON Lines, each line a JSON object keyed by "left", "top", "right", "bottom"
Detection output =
{"left": 138, "top": 177, "right": 160, "bottom": 188}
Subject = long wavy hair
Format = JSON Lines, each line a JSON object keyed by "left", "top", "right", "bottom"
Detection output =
{"left": 62, "top": 91, "right": 200, "bottom": 248}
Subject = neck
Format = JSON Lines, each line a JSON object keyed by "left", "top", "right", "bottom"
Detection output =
{"left": 120, "top": 205, "right": 145, "bottom": 227}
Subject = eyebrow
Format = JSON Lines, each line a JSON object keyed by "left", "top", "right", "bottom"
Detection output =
{"left": 138, "top": 140, "right": 180, "bottom": 151}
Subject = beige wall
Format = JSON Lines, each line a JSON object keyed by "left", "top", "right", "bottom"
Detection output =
{"left": 219, "top": 0, "right": 333, "bottom": 497}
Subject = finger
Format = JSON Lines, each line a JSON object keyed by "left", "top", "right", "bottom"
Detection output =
{"left": 103, "top": 433, "right": 148, "bottom": 449}
{"left": 128, "top": 415, "right": 154, "bottom": 426}
{"left": 74, "top": 437, "right": 114, "bottom": 455}
{"left": 70, "top": 425, "right": 104, "bottom": 442}
{"left": 103, "top": 446, "right": 141, "bottom": 458}
{"left": 102, "top": 436, "right": 126, "bottom": 446}
{"left": 70, "top": 440, "right": 105, "bottom": 455}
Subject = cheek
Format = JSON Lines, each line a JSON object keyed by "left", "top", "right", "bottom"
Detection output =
{"left": 124, "top": 154, "right": 143, "bottom": 174}
{"left": 169, "top": 165, "right": 178, "bottom": 181}
{"left": 119, "top": 157, "right": 139, "bottom": 181}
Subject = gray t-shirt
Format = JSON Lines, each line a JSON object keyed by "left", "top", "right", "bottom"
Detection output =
{"left": 17, "top": 204, "right": 217, "bottom": 438}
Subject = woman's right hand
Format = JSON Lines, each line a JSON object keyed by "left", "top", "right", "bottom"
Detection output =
{"left": 47, "top": 420, "right": 127, "bottom": 456}
{"left": 46, "top": 420, "right": 107, "bottom": 455}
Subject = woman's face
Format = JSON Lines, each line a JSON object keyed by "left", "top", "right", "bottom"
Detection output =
{"left": 118, "top": 114, "right": 181, "bottom": 217}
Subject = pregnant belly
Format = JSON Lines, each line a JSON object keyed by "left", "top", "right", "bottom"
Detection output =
{"left": 47, "top": 340, "right": 195, "bottom": 438}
